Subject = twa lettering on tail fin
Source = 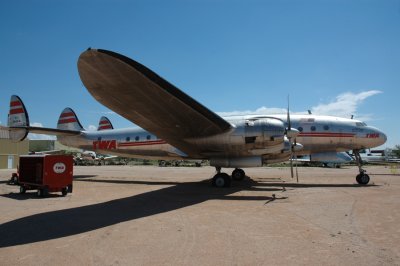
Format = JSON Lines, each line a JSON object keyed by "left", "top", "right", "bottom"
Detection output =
{"left": 98, "top": 116, "right": 113, "bottom": 131}
{"left": 57, "top": 108, "right": 84, "bottom": 131}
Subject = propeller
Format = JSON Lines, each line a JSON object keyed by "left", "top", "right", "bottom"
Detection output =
{"left": 293, "top": 139, "right": 299, "bottom": 183}
{"left": 285, "top": 96, "right": 300, "bottom": 182}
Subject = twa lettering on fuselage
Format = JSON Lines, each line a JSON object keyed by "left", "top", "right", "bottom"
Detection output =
{"left": 366, "top": 133, "right": 380, "bottom": 138}
{"left": 93, "top": 140, "right": 117, "bottom": 150}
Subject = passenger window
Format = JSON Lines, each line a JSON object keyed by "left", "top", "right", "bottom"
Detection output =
{"left": 146, "top": 135, "right": 151, "bottom": 140}
{"left": 298, "top": 127, "right": 303, "bottom": 132}
{"left": 311, "top": 126, "right": 316, "bottom": 131}
{"left": 126, "top": 137, "right": 130, "bottom": 142}
{"left": 323, "top": 125, "right": 329, "bottom": 130}
{"left": 135, "top": 136, "right": 139, "bottom": 141}
{"left": 97, "top": 137, "right": 102, "bottom": 141}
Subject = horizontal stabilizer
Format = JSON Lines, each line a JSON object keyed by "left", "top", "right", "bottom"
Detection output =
{"left": 2, "top": 96, "right": 82, "bottom": 142}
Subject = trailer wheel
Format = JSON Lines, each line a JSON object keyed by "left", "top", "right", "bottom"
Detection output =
{"left": 11, "top": 173, "right": 18, "bottom": 184}
{"left": 61, "top": 187, "right": 68, "bottom": 196}
{"left": 37, "top": 188, "right": 48, "bottom": 197}
{"left": 43, "top": 187, "right": 49, "bottom": 197}
{"left": 19, "top": 186, "right": 26, "bottom": 194}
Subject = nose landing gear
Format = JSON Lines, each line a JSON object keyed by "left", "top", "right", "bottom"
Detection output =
{"left": 353, "top": 150, "right": 370, "bottom": 185}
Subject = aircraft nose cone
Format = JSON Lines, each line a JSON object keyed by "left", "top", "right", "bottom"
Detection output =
{"left": 379, "top": 131, "right": 387, "bottom": 146}
{"left": 368, "top": 127, "right": 387, "bottom": 147}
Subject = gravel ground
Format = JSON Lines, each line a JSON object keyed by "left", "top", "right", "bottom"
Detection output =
{"left": 0, "top": 165, "right": 399, "bottom": 266}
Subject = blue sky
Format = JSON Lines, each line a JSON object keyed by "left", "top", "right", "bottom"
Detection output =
{"left": 1, "top": 0, "right": 399, "bottom": 148}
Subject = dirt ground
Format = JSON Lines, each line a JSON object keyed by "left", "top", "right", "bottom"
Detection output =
{"left": 0, "top": 165, "right": 399, "bottom": 266}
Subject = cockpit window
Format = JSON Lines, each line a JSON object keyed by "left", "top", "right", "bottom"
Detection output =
{"left": 356, "top": 122, "right": 367, "bottom": 127}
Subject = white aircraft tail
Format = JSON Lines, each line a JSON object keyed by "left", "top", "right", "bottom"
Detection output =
{"left": 57, "top": 108, "right": 84, "bottom": 131}
{"left": 5, "top": 95, "right": 30, "bottom": 141}
{"left": 8, "top": 95, "right": 29, "bottom": 127}
{"left": 98, "top": 116, "right": 113, "bottom": 130}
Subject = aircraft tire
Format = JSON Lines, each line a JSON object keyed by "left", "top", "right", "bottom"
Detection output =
{"left": 232, "top": 168, "right": 245, "bottom": 181}
{"left": 356, "top": 174, "right": 370, "bottom": 185}
{"left": 212, "top": 173, "right": 231, "bottom": 188}
{"left": 61, "top": 187, "right": 68, "bottom": 196}
{"left": 19, "top": 186, "right": 26, "bottom": 194}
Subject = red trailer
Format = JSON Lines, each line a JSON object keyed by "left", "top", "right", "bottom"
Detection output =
{"left": 18, "top": 155, "right": 73, "bottom": 197}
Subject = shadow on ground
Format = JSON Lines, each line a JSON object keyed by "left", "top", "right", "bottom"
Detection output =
{"left": 0, "top": 177, "right": 280, "bottom": 248}
{"left": 0, "top": 177, "right": 372, "bottom": 248}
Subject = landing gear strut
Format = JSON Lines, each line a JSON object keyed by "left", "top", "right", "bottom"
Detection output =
{"left": 353, "top": 150, "right": 370, "bottom": 185}
{"left": 212, "top": 167, "right": 247, "bottom": 187}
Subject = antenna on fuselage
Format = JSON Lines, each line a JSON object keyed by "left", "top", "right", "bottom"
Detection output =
{"left": 351, "top": 115, "right": 354, "bottom": 119}
{"left": 308, "top": 110, "right": 312, "bottom": 115}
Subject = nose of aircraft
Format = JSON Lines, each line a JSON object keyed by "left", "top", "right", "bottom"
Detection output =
{"left": 368, "top": 127, "right": 387, "bottom": 147}
{"left": 379, "top": 130, "right": 387, "bottom": 146}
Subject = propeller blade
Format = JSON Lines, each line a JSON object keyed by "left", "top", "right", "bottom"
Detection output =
{"left": 287, "top": 95, "right": 294, "bottom": 179}
{"left": 287, "top": 95, "right": 291, "bottom": 130}
{"left": 294, "top": 151, "right": 299, "bottom": 183}
{"left": 290, "top": 154, "right": 294, "bottom": 178}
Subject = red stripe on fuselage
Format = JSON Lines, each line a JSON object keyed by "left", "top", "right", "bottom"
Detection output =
{"left": 299, "top": 132, "right": 355, "bottom": 138}
{"left": 99, "top": 120, "right": 109, "bottom": 125}
{"left": 119, "top": 140, "right": 167, "bottom": 147}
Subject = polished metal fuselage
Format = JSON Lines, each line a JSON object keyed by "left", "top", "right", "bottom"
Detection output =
{"left": 58, "top": 114, "right": 387, "bottom": 163}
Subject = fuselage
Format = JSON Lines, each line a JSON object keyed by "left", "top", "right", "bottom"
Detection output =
{"left": 57, "top": 114, "right": 387, "bottom": 163}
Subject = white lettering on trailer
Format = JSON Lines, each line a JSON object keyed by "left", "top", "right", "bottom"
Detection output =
{"left": 53, "top": 163, "right": 66, "bottom": 174}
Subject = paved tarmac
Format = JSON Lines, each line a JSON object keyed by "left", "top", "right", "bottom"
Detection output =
{"left": 0, "top": 165, "right": 399, "bottom": 265}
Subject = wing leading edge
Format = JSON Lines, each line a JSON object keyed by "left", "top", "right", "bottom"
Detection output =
{"left": 78, "top": 48, "right": 232, "bottom": 156}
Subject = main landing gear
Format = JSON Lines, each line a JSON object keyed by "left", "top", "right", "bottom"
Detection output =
{"left": 212, "top": 167, "right": 246, "bottom": 188}
{"left": 353, "top": 150, "right": 370, "bottom": 185}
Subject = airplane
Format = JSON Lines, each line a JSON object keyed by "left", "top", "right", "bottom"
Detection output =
{"left": 2, "top": 48, "right": 387, "bottom": 187}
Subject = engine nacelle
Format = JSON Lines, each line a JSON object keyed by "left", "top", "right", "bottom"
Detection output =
{"left": 210, "top": 156, "right": 262, "bottom": 168}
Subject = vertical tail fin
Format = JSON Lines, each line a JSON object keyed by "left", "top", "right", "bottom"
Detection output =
{"left": 8, "top": 95, "right": 29, "bottom": 127}
{"left": 98, "top": 116, "right": 114, "bottom": 131}
{"left": 7, "top": 95, "right": 29, "bottom": 141}
{"left": 57, "top": 108, "right": 84, "bottom": 131}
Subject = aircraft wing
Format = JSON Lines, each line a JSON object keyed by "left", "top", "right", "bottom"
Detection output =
{"left": 78, "top": 49, "right": 232, "bottom": 155}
